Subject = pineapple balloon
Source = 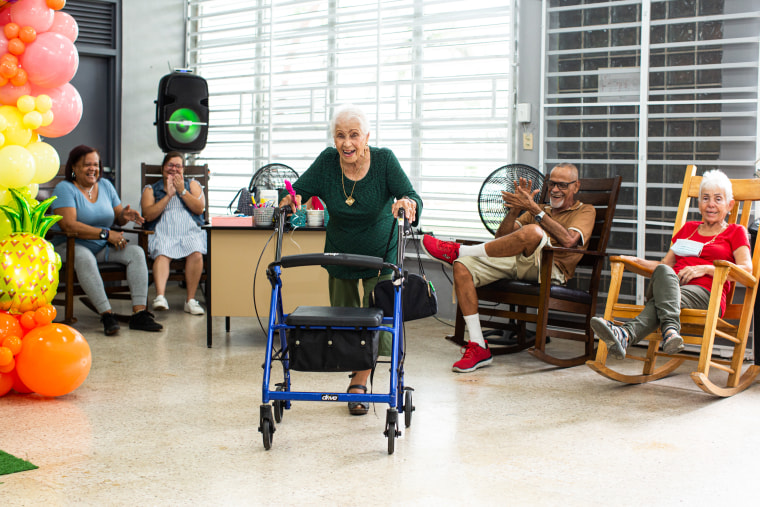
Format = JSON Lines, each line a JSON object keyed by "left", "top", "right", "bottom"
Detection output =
{"left": 0, "top": 189, "right": 61, "bottom": 313}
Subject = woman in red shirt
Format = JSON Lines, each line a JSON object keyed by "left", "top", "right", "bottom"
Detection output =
{"left": 592, "top": 169, "right": 752, "bottom": 359}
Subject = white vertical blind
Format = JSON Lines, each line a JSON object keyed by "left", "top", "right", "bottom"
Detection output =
{"left": 186, "top": 0, "right": 515, "bottom": 239}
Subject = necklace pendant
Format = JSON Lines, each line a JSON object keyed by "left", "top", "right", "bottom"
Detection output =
{"left": 345, "top": 196, "right": 355, "bottom": 206}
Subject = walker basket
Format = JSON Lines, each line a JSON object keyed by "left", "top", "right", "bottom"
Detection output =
{"left": 284, "top": 306, "right": 382, "bottom": 372}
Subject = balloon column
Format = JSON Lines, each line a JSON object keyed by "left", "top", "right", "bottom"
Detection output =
{"left": 0, "top": 0, "right": 90, "bottom": 398}
{"left": 0, "top": 0, "right": 81, "bottom": 227}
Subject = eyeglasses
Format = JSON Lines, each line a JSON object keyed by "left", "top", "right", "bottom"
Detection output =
{"left": 166, "top": 163, "right": 184, "bottom": 169}
{"left": 547, "top": 179, "right": 577, "bottom": 190}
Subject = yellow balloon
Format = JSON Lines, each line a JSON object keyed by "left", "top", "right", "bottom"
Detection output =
{"left": 40, "top": 110, "right": 54, "bottom": 127}
{"left": 0, "top": 106, "right": 31, "bottom": 147}
{"left": 0, "top": 133, "right": 5, "bottom": 148}
{"left": 23, "top": 111, "right": 42, "bottom": 130}
{"left": 0, "top": 186, "right": 10, "bottom": 206}
{"left": 0, "top": 145, "right": 35, "bottom": 188}
{"left": 0, "top": 114, "right": 7, "bottom": 132}
{"left": 35, "top": 94, "right": 52, "bottom": 114}
{"left": 16, "top": 95, "right": 35, "bottom": 114}
{"left": 26, "top": 141, "right": 60, "bottom": 184}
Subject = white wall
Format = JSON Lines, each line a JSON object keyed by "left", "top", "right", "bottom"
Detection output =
{"left": 120, "top": 0, "right": 185, "bottom": 208}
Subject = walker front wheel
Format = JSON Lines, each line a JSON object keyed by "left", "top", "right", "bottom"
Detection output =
{"left": 384, "top": 408, "right": 399, "bottom": 455}
{"left": 258, "top": 405, "right": 275, "bottom": 450}
{"left": 403, "top": 388, "right": 415, "bottom": 428}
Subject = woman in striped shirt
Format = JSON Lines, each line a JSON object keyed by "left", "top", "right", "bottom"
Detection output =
{"left": 141, "top": 152, "right": 207, "bottom": 315}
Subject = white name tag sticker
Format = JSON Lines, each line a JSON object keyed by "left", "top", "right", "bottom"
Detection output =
{"left": 671, "top": 238, "right": 703, "bottom": 257}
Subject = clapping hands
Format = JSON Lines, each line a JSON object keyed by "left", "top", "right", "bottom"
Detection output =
{"left": 501, "top": 177, "right": 540, "bottom": 212}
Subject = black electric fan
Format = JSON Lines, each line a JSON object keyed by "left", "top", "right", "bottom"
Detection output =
{"left": 249, "top": 163, "right": 300, "bottom": 203}
{"left": 478, "top": 164, "right": 545, "bottom": 235}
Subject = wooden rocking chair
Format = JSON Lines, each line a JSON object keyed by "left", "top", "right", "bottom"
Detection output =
{"left": 586, "top": 165, "right": 760, "bottom": 397}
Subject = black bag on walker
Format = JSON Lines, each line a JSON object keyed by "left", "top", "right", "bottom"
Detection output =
{"left": 285, "top": 306, "right": 382, "bottom": 372}
{"left": 370, "top": 273, "right": 437, "bottom": 322}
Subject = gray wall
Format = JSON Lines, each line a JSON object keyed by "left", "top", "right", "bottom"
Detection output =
{"left": 120, "top": 0, "right": 186, "bottom": 209}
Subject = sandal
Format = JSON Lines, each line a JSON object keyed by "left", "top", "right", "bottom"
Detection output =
{"left": 347, "top": 384, "right": 369, "bottom": 416}
{"left": 661, "top": 327, "right": 685, "bottom": 355}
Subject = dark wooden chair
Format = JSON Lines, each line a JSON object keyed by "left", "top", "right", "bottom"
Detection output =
{"left": 39, "top": 167, "right": 147, "bottom": 324}
{"left": 138, "top": 163, "right": 210, "bottom": 299}
{"left": 446, "top": 175, "right": 622, "bottom": 367}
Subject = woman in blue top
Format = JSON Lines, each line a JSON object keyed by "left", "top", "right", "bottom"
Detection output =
{"left": 51, "top": 145, "right": 162, "bottom": 336}
{"left": 140, "top": 152, "right": 207, "bottom": 316}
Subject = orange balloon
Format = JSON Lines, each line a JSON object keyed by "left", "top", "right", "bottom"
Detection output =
{"left": 0, "top": 61, "right": 17, "bottom": 79}
{"left": 16, "top": 323, "right": 91, "bottom": 397}
{"left": 47, "top": 0, "right": 66, "bottom": 10}
{"left": 0, "top": 312, "right": 23, "bottom": 341}
{"left": 19, "top": 311, "right": 37, "bottom": 330}
{"left": 10, "top": 368, "right": 32, "bottom": 394}
{"left": 4, "top": 23, "right": 19, "bottom": 40}
{"left": 0, "top": 345, "right": 12, "bottom": 365}
{"left": 10, "top": 67, "right": 27, "bottom": 87}
{"left": 19, "top": 26, "right": 36, "bottom": 44}
{"left": 8, "top": 38, "right": 25, "bottom": 56}
{"left": 34, "top": 305, "right": 56, "bottom": 325}
{"left": 0, "top": 357, "right": 14, "bottom": 373}
{"left": 0, "top": 53, "right": 18, "bottom": 66}
{"left": 0, "top": 371, "right": 12, "bottom": 396}
{"left": 2, "top": 335, "right": 22, "bottom": 355}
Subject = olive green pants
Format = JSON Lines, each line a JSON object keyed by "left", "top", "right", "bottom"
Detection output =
{"left": 328, "top": 274, "right": 393, "bottom": 356}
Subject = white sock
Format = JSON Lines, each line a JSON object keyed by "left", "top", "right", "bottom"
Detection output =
{"left": 459, "top": 243, "right": 488, "bottom": 258}
{"left": 463, "top": 314, "right": 486, "bottom": 348}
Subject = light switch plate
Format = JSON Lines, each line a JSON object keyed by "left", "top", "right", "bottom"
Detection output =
{"left": 523, "top": 132, "right": 533, "bottom": 150}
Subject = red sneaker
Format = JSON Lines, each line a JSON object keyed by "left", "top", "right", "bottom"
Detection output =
{"left": 422, "top": 235, "right": 460, "bottom": 266}
{"left": 452, "top": 341, "right": 492, "bottom": 373}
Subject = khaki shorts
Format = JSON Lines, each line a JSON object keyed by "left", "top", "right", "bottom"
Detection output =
{"left": 454, "top": 233, "right": 566, "bottom": 288}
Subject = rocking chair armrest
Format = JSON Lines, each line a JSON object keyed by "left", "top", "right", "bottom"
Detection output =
{"left": 609, "top": 255, "right": 655, "bottom": 278}
{"left": 714, "top": 259, "right": 756, "bottom": 288}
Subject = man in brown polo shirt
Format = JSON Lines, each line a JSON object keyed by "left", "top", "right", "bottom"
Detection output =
{"left": 422, "top": 162, "right": 596, "bottom": 372}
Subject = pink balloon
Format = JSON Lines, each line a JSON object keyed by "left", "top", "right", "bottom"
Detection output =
{"left": 0, "top": 81, "right": 31, "bottom": 105}
{"left": 0, "top": 30, "right": 7, "bottom": 55}
{"left": 19, "top": 31, "right": 78, "bottom": 89}
{"left": 10, "top": 0, "right": 54, "bottom": 33}
{"left": 49, "top": 11, "right": 78, "bottom": 43}
{"left": 31, "top": 82, "right": 82, "bottom": 138}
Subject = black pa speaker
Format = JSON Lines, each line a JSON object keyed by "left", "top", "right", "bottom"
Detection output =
{"left": 155, "top": 72, "right": 209, "bottom": 153}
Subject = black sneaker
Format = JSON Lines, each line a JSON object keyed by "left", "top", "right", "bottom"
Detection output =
{"left": 101, "top": 312, "right": 120, "bottom": 336}
{"left": 129, "top": 310, "right": 163, "bottom": 332}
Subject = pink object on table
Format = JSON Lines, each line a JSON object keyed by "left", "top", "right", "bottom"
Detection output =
{"left": 311, "top": 197, "right": 324, "bottom": 210}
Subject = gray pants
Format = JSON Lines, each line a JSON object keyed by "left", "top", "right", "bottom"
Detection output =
{"left": 622, "top": 264, "right": 711, "bottom": 343}
{"left": 55, "top": 242, "right": 149, "bottom": 314}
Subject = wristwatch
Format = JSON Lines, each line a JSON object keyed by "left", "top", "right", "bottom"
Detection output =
{"left": 99, "top": 228, "right": 109, "bottom": 240}
{"left": 180, "top": 188, "right": 188, "bottom": 197}
{"left": 534, "top": 211, "right": 546, "bottom": 224}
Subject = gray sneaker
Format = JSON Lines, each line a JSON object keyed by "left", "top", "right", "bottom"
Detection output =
{"left": 661, "top": 328, "right": 685, "bottom": 355}
{"left": 591, "top": 317, "right": 630, "bottom": 360}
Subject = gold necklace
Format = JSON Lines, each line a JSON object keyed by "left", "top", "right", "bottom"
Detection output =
{"left": 687, "top": 222, "right": 726, "bottom": 246}
{"left": 341, "top": 169, "right": 358, "bottom": 206}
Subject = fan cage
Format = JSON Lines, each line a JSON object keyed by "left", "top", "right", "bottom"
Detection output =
{"left": 478, "top": 164, "right": 544, "bottom": 236}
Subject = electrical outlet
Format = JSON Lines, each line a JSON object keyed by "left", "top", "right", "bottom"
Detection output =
{"left": 523, "top": 132, "right": 533, "bottom": 150}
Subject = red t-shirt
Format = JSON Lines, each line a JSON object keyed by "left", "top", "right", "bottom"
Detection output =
{"left": 671, "top": 221, "right": 750, "bottom": 315}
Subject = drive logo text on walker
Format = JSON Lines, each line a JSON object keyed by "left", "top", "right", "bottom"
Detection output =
{"left": 321, "top": 394, "right": 339, "bottom": 401}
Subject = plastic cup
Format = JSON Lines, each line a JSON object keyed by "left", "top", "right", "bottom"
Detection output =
{"left": 306, "top": 210, "right": 324, "bottom": 227}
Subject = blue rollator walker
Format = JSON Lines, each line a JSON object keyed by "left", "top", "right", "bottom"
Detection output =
{"left": 259, "top": 207, "right": 414, "bottom": 454}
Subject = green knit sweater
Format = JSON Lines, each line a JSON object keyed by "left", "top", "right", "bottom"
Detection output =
{"left": 292, "top": 147, "right": 423, "bottom": 279}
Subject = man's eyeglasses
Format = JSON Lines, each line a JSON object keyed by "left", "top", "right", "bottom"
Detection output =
{"left": 166, "top": 163, "right": 183, "bottom": 170}
{"left": 547, "top": 179, "right": 576, "bottom": 190}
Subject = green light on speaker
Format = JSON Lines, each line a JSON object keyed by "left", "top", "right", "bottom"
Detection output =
{"left": 168, "top": 108, "right": 202, "bottom": 143}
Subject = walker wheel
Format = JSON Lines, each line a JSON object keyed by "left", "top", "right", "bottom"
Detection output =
{"left": 258, "top": 405, "right": 275, "bottom": 450}
{"left": 384, "top": 408, "right": 399, "bottom": 455}
{"left": 403, "top": 389, "right": 415, "bottom": 428}
{"left": 273, "top": 400, "right": 284, "bottom": 423}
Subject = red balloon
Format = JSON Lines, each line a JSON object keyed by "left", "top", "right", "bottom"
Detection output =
{"left": 0, "top": 371, "right": 12, "bottom": 396}
{"left": 19, "top": 31, "right": 78, "bottom": 89}
{"left": 30, "top": 82, "right": 82, "bottom": 137}
{"left": 16, "top": 323, "right": 91, "bottom": 397}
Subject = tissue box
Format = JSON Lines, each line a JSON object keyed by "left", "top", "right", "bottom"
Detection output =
{"left": 211, "top": 215, "right": 253, "bottom": 227}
